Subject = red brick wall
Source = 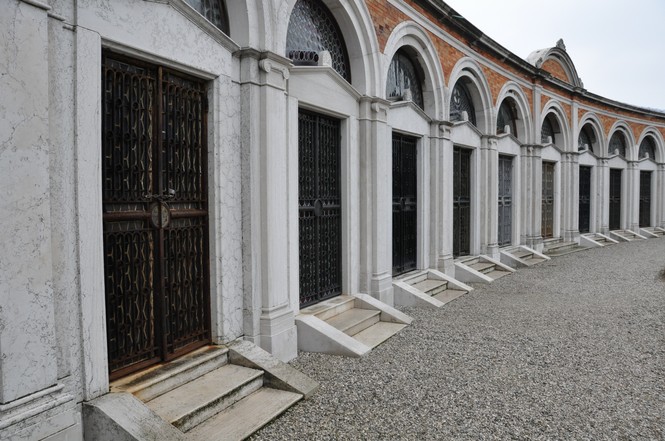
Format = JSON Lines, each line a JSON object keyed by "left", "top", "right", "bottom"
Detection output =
{"left": 541, "top": 59, "right": 571, "bottom": 83}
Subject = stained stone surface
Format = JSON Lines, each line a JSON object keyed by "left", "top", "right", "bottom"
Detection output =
{"left": 252, "top": 239, "right": 665, "bottom": 440}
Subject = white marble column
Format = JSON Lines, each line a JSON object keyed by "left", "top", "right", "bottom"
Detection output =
{"left": 431, "top": 123, "right": 454, "bottom": 274}
{"left": 598, "top": 159, "right": 610, "bottom": 233}
{"left": 522, "top": 146, "right": 543, "bottom": 250}
{"left": 561, "top": 153, "right": 580, "bottom": 241}
{"left": 627, "top": 161, "right": 640, "bottom": 231}
{"left": 658, "top": 163, "right": 665, "bottom": 228}
{"left": 0, "top": 0, "right": 59, "bottom": 405}
{"left": 358, "top": 98, "right": 393, "bottom": 304}
{"left": 482, "top": 137, "right": 499, "bottom": 258}
{"left": 238, "top": 51, "right": 297, "bottom": 362}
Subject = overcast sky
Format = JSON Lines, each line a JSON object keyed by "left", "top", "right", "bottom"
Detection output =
{"left": 443, "top": 0, "right": 665, "bottom": 111}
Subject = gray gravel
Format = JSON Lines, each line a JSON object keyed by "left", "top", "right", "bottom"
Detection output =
{"left": 252, "top": 239, "right": 665, "bottom": 440}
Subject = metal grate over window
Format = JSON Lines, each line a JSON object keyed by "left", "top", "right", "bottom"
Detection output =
{"left": 496, "top": 99, "right": 517, "bottom": 136}
{"left": 578, "top": 125, "right": 595, "bottom": 151}
{"left": 541, "top": 116, "right": 556, "bottom": 144}
{"left": 639, "top": 137, "right": 656, "bottom": 160}
{"left": 450, "top": 81, "right": 476, "bottom": 126}
{"left": 386, "top": 51, "right": 424, "bottom": 109}
{"left": 185, "top": 0, "right": 229, "bottom": 34}
{"left": 609, "top": 132, "right": 627, "bottom": 157}
{"left": 286, "top": 0, "right": 351, "bottom": 82}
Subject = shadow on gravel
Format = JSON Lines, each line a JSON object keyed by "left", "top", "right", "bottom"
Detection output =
{"left": 661, "top": 267, "right": 665, "bottom": 281}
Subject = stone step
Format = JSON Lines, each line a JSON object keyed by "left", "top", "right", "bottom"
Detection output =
{"left": 352, "top": 322, "right": 408, "bottom": 349}
{"left": 469, "top": 261, "right": 495, "bottom": 274}
{"left": 411, "top": 279, "right": 448, "bottom": 296}
{"left": 522, "top": 256, "right": 545, "bottom": 266}
{"left": 486, "top": 270, "right": 510, "bottom": 280}
{"left": 325, "top": 308, "right": 381, "bottom": 336}
{"left": 432, "top": 289, "right": 467, "bottom": 305}
{"left": 459, "top": 257, "right": 479, "bottom": 266}
{"left": 402, "top": 272, "right": 428, "bottom": 285}
{"left": 303, "top": 295, "right": 355, "bottom": 321}
{"left": 146, "top": 364, "right": 263, "bottom": 432}
{"left": 187, "top": 387, "right": 302, "bottom": 441}
{"left": 512, "top": 250, "right": 533, "bottom": 260}
{"left": 110, "top": 346, "right": 229, "bottom": 402}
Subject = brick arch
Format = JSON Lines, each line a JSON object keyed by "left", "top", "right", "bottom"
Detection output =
{"left": 578, "top": 113, "right": 606, "bottom": 157}
{"left": 448, "top": 57, "right": 493, "bottom": 134}
{"left": 541, "top": 101, "right": 571, "bottom": 150}
{"left": 383, "top": 21, "right": 446, "bottom": 120}
{"left": 607, "top": 122, "right": 635, "bottom": 159}
{"left": 495, "top": 82, "right": 532, "bottom": 142}
{"left": 637, "top": 128, "right": 665, "bottom": 163}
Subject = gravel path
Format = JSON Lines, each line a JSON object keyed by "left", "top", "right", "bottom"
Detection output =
{"left": 252, "top": 239, "right": 665, "bottom": 440}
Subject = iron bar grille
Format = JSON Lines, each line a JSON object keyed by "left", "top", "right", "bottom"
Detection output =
{"left": 185, "top": 0, "right": 229, "bottom": 34}
{"left": 102, "top": 53, "right": 210, "bottom": 378}
{"left": 496, "top": 99, "right": 517, "bottom": 136}
{"left": 541, "top": 116, "right": 556, "bottom": 144}
{"left": 609, "top": 132, "right": 626, "bottom": 158}
{"left": 609, "top": 169, "right": 622, "bottom": 230}
{"left": 639, "top": 137, "right": 656, "bottom": 160}
{"left": 453, "top": 147, "right": 472, "bottom": 257}
{"left": 579, "top": 166, "right": 592, "bottom": 233}
{"left": 498, "top": 155, "right": 513, "bottom": 246}
{"left": 578, "top": 126, "right": 594, "bottom": 151}
{"left": 541, "top": 162, "right": 555, "bottom": 238}
{"left": 450, "top": 81, "right": 476, "bottom": 126}
{"left": 640, "top": 171, "right": 652, "bottom": 227}
{"left": 298, "top": 110, "right": 342, "bottom": 307}
{"left": 392, "top": 133, "right": 418, "bottom": 275}
{"left": 286, "top": 0, "right": 351, "bottom": 82}
{"left": 386, "top": 51, "right": 424, "bottom": 109}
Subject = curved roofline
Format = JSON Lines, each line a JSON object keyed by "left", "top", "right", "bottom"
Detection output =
{"left": 411, "top": 0, "right": 665, "bottom": 118}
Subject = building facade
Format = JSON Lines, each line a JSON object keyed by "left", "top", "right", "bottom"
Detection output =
{"left": 1, "top": 0, "right": 664, "bottom": 439}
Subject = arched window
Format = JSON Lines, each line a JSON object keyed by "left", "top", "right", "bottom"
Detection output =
{"left": 639, "top": 137, "right": 656, "bottom": 160}
{"left": 386, "top": 50, "right": 424, "bottom": 109}
{"left": 450, "top": 81, "right": 476, "bottom": 126}
{"left": 578, "top": 125, "right": 595, "bottom": 151}
{"left": 496, "top": 99, "right": 517, "bottom": 135}
{"left": 541, "top": 116, "right": 557, "bottom": 144}
{"left": 185, "top": 0, "right": 229, "bottom": 34}
{"left": 609, "top": 132, "right": 627, "bottom": 157}
{"left": 286, "top": 0, "right": 351, "bottom": 82}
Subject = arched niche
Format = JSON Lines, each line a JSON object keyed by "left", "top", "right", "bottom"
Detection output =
{"left": 540, "top": 102, "right": 570, "bottom": 149}
{"left": 637, "top": 129, "right": 665, "bottom": 162}
{"left": 577, "top": 113, "right": 605, "bottom": 156}
{"left": 382, "top": 21, "right": 445, "bottom": 120}
{"left": 607, "top": 123, "right": 635, "bottom": 159}
{"left": 495, "top": 82, "right": 531, "bottom": 142}
{"left": 448, "top": 58, "right": 492, "bottom": 134}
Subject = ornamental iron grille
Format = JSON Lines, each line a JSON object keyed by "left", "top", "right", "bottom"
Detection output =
{"left": 639, "top": 137, "right": 656, "bottom": 160}
{"left": 298, "top": 110, "right": 342, "bottom": 307}
{"left": 450, "top": 80, "right": 477, "bottom": 126}
{"left": 609, "top": 132, "right": 626, "bottom": 158}
{"left": 579, "top": 166, "right": 592, "bottom": 233}
{"left": 609, "top": 169, "right": 622, "bottom": 230}
{"left": 541, "top": 116, "right": 556, "bottom": 144}
{"left": 453, "top": 147, "right": 472, "bottom": 257}
{"left": 386, "top": 51, "right": 424, "bottom": 109}
{"left": 286, "top": 0, "right": 351, "bottom": 82}
{"left": 578, "top": 125, "right": 595, "bottom": 152}
{"left": 102, "top": 53, "right": 210, "bottom": 379}
{"left": 640, "top": 171, "right": 652, "bottom": 227}
{"left": 496, "top": 99, "right": 517, "bottom": 136}
{"left": 392, "top": 133, "right": 418, "bottom": 275}
{"left": 498, "top": 155, "right": 513, "bottom": 246}
{"left": 541, "top": 162, "right": 555, "bottom": 238}
{"left": 185, "top": 0, "right": 229, "bottom": 34}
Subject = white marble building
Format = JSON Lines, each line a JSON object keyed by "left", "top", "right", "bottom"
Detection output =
{"left": 1, "top": 0, "right": 664, "bottom": 439}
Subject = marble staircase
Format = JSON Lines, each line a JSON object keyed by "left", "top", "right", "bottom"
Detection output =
{"left": 609, "top": 229, "right": 647, "bottom": 242}
{"left": 580, "top": 232, "right": 618, "bottom": 247}
{"left": 500, "top": 246, "right": 549, "bottom": 268}
{"left": 109, "top": 345, "right": 313, "bottom": 441}
{"left": 640, "top": 226, "right": 665, "bottom": 237}
{"left": 392, "top": 269, "right": 473, "bottom": 308}
{"left": 542, "top": 239, "right": 585, "bottom": 256}
{"left": 454, "top": 255, "right": 515, "bottom": 284}
{"left": 296, "top": 294, "right": 412, "bottom": 357}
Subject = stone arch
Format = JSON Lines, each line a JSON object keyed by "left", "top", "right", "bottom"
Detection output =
{"left": 577, "top": 113, "right": 605, "bottom": 156}
{"left": 226, "top": 0, "right": 256, "bottom": 47}
{"left": 382, "top": 21, "right": 445, "bottom": 119}
{"left": 540, "top": 101, "right": 571, "bottom": 149}
{"left": 495, "top": 82, "right": 532, "bottom": 142}
{"left": 527, "top": 42, "right": 583, "bottom": 88}
{"left": 280, "top": 0, "right": 380, "bottom": 95}
{"left": 448, "top": 57, "right": 493, "bottom": 134}
{"left": 636, "top": 128, "right": 665, "bottom": 162}
{"left": 607, "top": 122, "right": 635, "bottom": 159}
